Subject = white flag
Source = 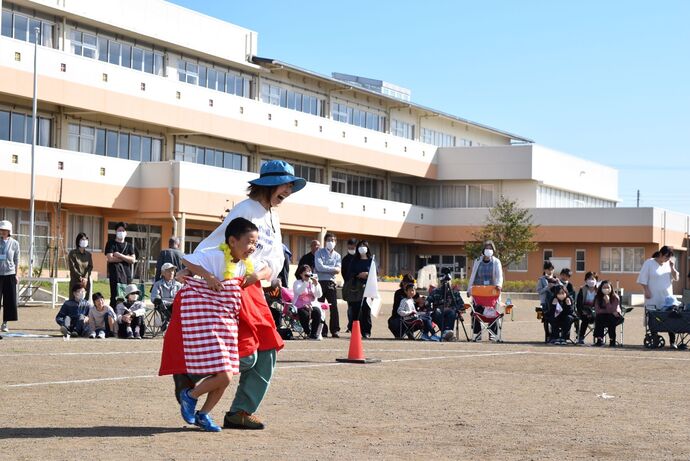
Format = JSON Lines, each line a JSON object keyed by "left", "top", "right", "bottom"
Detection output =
{"left": 363, "top": 255, "right": 381, "bottom": 317}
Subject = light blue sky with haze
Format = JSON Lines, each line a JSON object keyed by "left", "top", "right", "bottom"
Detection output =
{"left": 171, "top": 0, "right": 690, "bottom": 214}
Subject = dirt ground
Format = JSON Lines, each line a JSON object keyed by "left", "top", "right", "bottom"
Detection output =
{"left": 1, "top": 298, "right": 689, "bottom": 461}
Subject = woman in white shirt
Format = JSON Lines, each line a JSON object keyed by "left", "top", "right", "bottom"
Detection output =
{"left": 637, "top": 246, "right": 679, "bottom": 348}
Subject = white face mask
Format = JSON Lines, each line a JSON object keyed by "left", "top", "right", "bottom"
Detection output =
{"left": 79, "top": 239, "right": 88, "bottom": 248}
{"left": 128, "top": 294, "right": 138, "bottom": 302}
{"left": 347, "top": 248, "right": 356, "bottom": 255}
{"left": 326, "top": 241, "right": 336, "bottom": 251}
{"left": 74, "top": 291, "right": 85, "bottom": 302}
{"left": 483, "top": 249, "right": 494, "bottom": 258}
{"left": 116, "top": 231, "right": 126, "bottom": 240}
{"left": 586, "top": 279, "right": 596, "bottom": 288}
{"left": 357, "top": 246, "right": 367, "bottom": 255}
{"left": 601, "top": 288, "right": 611, "bottom": 295}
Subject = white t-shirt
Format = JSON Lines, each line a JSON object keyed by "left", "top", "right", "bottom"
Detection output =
{"left": 184, "top": 246, "right": 247, "bottom": 281}
{"left": 193, "top": 198, "right": 283, "bottom": 280}
{"left": 636, "top": 258, "right": 673, "bottom": 309}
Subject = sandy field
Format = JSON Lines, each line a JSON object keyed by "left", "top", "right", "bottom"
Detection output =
{"left": 1, "top": 297, "right": 689, "bottom": 461}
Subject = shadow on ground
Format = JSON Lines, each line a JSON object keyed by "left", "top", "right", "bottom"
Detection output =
{"left": 0, "top": 426, "right": 188, "bottom": 439}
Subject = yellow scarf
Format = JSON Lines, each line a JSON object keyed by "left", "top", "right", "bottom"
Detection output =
{"left": 219, "top": 243, "right": 254, "bottom": 280}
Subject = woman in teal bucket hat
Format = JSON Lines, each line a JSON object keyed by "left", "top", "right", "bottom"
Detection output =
{"left": 172, "top": 160, "right": 305, "bottom": 430}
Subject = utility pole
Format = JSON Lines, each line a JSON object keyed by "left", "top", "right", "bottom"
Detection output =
{"left": 636, "top": 190, "right": 640, "bottom": 208}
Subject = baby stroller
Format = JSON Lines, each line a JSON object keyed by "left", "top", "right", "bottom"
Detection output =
{"left": 469, "top": 285, "right": 506, "bottom": 342}
{"left": 644, "top": 298, "right": 690, "bottom": 349}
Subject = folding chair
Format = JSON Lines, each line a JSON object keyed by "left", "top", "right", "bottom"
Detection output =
{"left": 398, "top": 316, "right": 423, "bottom": 340}
{"left": 469, "top": 285, "right": 504, "bottom": 343}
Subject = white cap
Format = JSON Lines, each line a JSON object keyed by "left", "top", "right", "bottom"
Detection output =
{"left": 0, "top": 220, "right": 12, "bottom": 234}
{"left": 161, "top": 262, "right": 176, "bottom": 272}
{"left": 124, "top": 284, "right": 141, "bottom": 296}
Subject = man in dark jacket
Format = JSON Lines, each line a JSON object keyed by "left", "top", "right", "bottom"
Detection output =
{"left": 155, "top": 237, "right": 185, "bottom": 281}
{"left": 295, "top": 239, "right": 320, "bottom": 278}
{"left": 55, "top": 284, "right": 91, "bottom": 337}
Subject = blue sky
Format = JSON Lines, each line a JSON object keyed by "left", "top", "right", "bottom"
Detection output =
{"left": 172, "top": 0, "right": 690, "bottom": 214}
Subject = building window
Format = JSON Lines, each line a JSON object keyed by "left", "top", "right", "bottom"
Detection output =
{"left": 0, "top": 109, "right": 51, "bottom": 146}
{"left": 330, "top": 102, "right": 385, "bottom": 132}
{"left": 576, "top": 249, "right": 586, "bottom": 272}
{"left": 403, "top": 184, "right": 495, "bottom": 208}
{"left": 388, "top": 244, "right": 411, "bottom": 275}
{"left": 508, "top": 254, "right": 528, "bottom": 272}
{"left": 420, "top": 127, "right": 455, "bottom": 147}
{"left": 543, "top": 249, "right": 553, "bottom": 265}
{"left": 331, "top": 170, "right": 384, "bottom": 199}
{"left": 600, "top": 247, "right": 645, "bottom": 273}
{"left": 537, "top": 185, "right": 615, "bottom": 208}
{"left": 391, "top": 182, "right": 413, "bottom": 203}
{"left": 70, "top": 30, "right": 97, "bottom": 59}
{"left": 67, "top": 122, "right": 161, "bottom": 161}
{"left": 2, "top": 9, "right": 54, "bottom": 47}
{"left": 390, "top": 119, "right": 414, "bottom": 140}
{"left": 68, "top": 214, "right": 103, "bottom": 250}
{"left": 178, "top": 59, "right": 251, "bottom": 98}
{"left": 260, "top": 83, "right": 322, "bottom": 116}
{"left": 175, "top": 142, "right": 249, "bottom": 171}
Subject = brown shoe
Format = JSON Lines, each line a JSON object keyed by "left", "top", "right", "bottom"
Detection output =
{"left": 223, "top": 411, "right": 265, "bottom": 430}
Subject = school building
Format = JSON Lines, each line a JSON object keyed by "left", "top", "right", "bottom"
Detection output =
{"left": 1, "top": 0, "right": 688, "bottom": 293}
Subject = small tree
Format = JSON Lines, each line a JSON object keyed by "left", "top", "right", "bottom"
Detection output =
{"left": 466, "top": 196, "right": 538, "bottom": 268}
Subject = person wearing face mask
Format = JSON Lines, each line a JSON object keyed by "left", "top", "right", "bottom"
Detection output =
{"left": 637, "top": 246, "right": 679, "bottom": 348}
{"left": 314, "top": 232, "right": 342, "bottom": 338}
{"left": 593, "top": 280, "right": 623, "bottom": 347}
{"left": 346, "top": 240, "right": 374, "bottom": 338}
{"left": 116, "top": 284, "right": 146, "bottom": 339}
{"left": 105, "top": 222, "right": 137, "bottom": 309}
{"left": 467, "top": 241, "right": 504, "bottom": 340}
{"left": 55, "top": 284, "right": 92, "bottom": 338}
{"left": 547, "top": 284, "right": 574, "bottom": 344}
{"left": 575, "top": 271, "right": 598, "bottom": 344}
{"left": 0, "top": 220, "right": 19, "bottom": 334}
{"left": 68, "top": 232, "right": 94, "bottom": 300}
{"left": 341, "top": 238, "right": 358, "bottom": 332}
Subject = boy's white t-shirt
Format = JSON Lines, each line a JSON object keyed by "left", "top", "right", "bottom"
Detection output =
{"left": 184, "top": 246, "right": 247, "bottom": 280}
{"left": 192, "top": 198, "right": 283, "bottom": 280}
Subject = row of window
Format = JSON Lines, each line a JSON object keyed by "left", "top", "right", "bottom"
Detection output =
{"left": 411, "top": 184, "right": 495, "bottom": 208}
{"left": 259, "top": 83, "right": 323, "bottom": 116}
{"left": 178, "top": 60, "right": 251, "bottom": 98}
{"left": 420, "top": 127, "right": 456, "bottom": 147}
{"left": 69, "top": 30, "right": 164, "bottom": 76}
{"left": 510, "top": 247, "right": 644, "bottom": 273}
{"left": 174, "top": 142, "right": 249, "bottom": 171}
{"left": 0, "top": 110, "right": 51, "bottom": 146}
{"left": 331, "top": 171, "right": 385, "bottom": 199}
{"left": 1, "top": 9, "right": 53, "bottom": 46}
{"left": 537, "top": 185, "right": 616, "bottom": 208}
{"left": 67, "top": 123, "right": 162, "bottom": 161}
{"left": 331, "top": 103, "right": 386, "bottom": 132}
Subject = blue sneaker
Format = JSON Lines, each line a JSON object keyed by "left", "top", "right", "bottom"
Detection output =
{"left": 195, "top": 411, "right": 222, "bottom": 432}
{"left": 180, "top": 388, "right": 197, "bottom": 424}
{"left": 430, "top": 335, "right": 441, "bottom": 342}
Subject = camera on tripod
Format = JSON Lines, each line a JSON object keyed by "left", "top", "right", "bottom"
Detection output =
{"left": 439, "top": 267, "right": 452, "bottom": 283}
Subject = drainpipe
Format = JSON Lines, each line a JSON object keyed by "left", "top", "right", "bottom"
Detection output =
{"left": 168, "top": 161, "right": 177, "bottom": 236}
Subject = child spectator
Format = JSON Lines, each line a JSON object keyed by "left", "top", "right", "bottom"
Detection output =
{"left": 558, "top": 268, "right": 576, "bottom": 299}
{"left": 593, "top": 280, "right": 623, "bottom": 347}
{"left": 293, "top": 264, "right": 324, "bottom": 340}
{"left": 548, "top": 284, "right": 574, "bottom": 345}
{"left": 168, "top": 217, "right": 258, "bottom": 432}
{"left": 55, "top": 284, "right": 92, "bottom": 338}
{"left": 575, "top": 272, "right": 598, "bottom": 344}
{"left": 116, "top": 284, "right": 146, "bottom": 339}
{"left": 88, "top": 292, "right": 115, "bottom": 338}
{"left": 398, "top": 283, "right": 439, "bottom": 341}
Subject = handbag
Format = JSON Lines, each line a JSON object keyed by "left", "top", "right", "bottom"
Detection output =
{"left": 342, "top": 279, "right": 365, "bottom": 302}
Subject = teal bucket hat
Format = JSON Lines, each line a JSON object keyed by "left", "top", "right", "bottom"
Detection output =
{"left": 249, "top": 160, "right": 306, "bottom": 192}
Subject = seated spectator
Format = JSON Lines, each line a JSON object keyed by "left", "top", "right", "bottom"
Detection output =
{"left": 55, "top": 284, "right": 92, "bottom": 338}
{"left": 293, "top": 264, "right": 324, "bottom": 340}
{"left": 593, "top": 280, "right": 623, "bottom": 347}
{"left": 547, "top": 284, "right": 574, "bottom": 345}
{"left": 264, "top": 279, "right": 284, "bottom": 328}
{"left": 398, "top": 283, "right": 438, "bottom": 341}
{"left": 151, "top": 262, "right": 182, "bottom": 330}
{"left": 388, "top": 274, "right": 416, "bottom": 338}
{"left": 558, "top": 268, "right": 576, "bottom": 299}
{"left": 116, "top": 284, "right": 146, "bottom": 339}
{"left": 426, "top": 283, "right": 463, "bottom": 341}
{"left": 575, "top": 272, "right": 598, "bottom": 344}
{"left": 87, "top": 292, "right": 115, "bottom": 338}
{"left": 536, "top": 261, "right": 559, "bottom": 340}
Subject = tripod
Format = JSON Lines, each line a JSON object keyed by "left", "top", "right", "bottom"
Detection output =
{"left": 433, "top": 278, "right": 469, "bottom": 341}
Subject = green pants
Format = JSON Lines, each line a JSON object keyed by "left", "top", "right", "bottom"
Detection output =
{"left": 175, "top": 348, "right": 276, "bottom": 414}
{"left": 229, "top": 349, "right": 277, "bottom": 414}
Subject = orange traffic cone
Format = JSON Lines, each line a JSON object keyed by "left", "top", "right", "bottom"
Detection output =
{"left": 336, "top": 320, "right": 380, "bottom": 364}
